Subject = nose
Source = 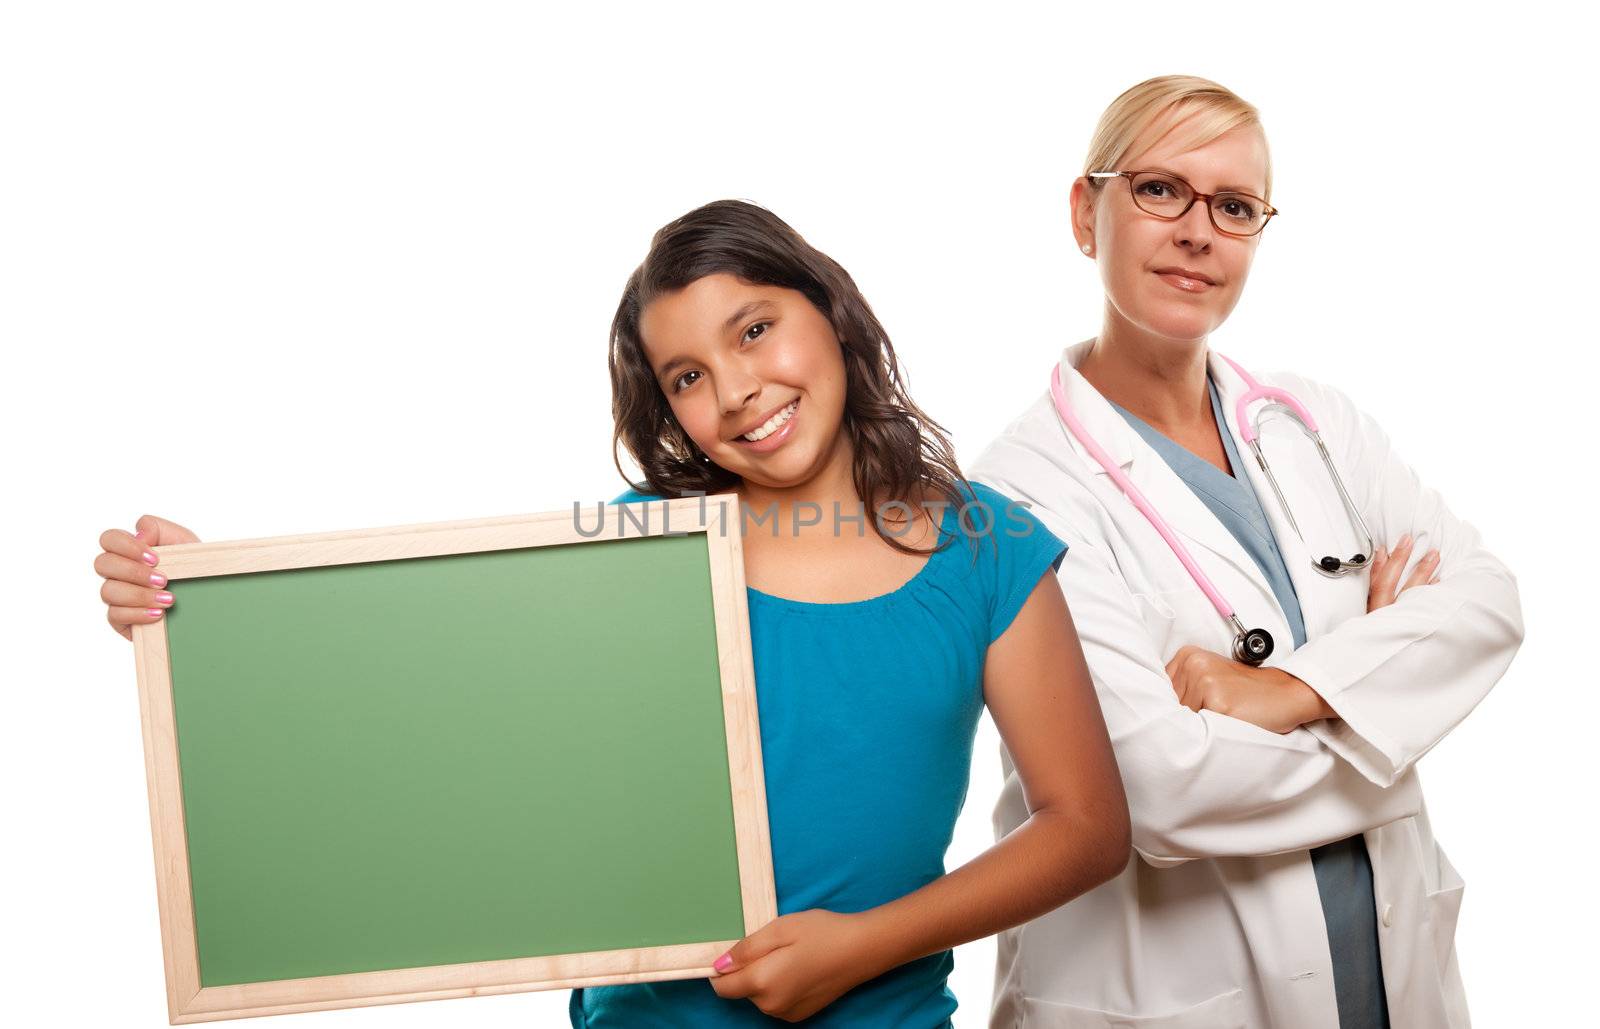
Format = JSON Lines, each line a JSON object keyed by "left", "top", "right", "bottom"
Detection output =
{"left": 1173, "top": 199, "right": 1214, "bottom": 253}
{"left": 715, "top": 363, "right": 762, "bottom": 420}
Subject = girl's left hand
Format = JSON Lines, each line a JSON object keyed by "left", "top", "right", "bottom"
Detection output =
{"left": 1165, "top": 646, "right": 1334, "bottom": 734}
{"left": 708, "top": 908, "right": 882, "bottom": 1022}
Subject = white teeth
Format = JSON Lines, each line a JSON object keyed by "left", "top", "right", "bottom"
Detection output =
{"left": 742, "top": 399, "right": 799, "bottom": 441}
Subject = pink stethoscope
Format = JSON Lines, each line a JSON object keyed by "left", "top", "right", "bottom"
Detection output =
{"left": 1049, "top": 353, "right": 1375, "bottom": 666}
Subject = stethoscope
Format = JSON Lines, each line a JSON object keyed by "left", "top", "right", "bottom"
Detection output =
{"left": 1049, "top": 352, "right": 1376, "bottom": 666}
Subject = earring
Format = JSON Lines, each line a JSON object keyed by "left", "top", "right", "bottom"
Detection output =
{"left": 1081, "top": 243, "right": 1092, "bottom": 255}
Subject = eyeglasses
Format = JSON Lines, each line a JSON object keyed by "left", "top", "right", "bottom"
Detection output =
{"left": 1088, "top": 170, "right": 1279, "bottom": 237}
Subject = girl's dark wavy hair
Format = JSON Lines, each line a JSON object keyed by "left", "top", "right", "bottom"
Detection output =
{"left": 608, "top": 199, "right": 975, "bottom": 556}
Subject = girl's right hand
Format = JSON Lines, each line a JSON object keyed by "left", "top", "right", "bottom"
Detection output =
{"left": 1366, "top": 532, "right": 1440, "bottom": 613}
{"left": 96, "top": 514, "right": 200, "bottom": 640}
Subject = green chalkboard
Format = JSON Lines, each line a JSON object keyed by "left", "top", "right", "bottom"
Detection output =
{"left": 160, "top": 530, "right": 748, "bottom": 989}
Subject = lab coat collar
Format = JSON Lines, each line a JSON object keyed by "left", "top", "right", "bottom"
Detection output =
{"left": 1054, "top": 339, "right": 1282, "bottom": 615}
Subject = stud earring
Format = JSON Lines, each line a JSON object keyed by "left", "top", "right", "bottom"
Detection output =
{"left": 1081, "top": 243, "right": 1092, "bottom": 254}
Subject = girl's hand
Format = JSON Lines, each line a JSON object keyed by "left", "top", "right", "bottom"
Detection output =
{"left": 1366, "top": 532, "right": 1440, "bottom": 612}
{"left": 95, "top": 514, "right": 200, "bottom": 640}
{"left": 708, "top": 909, "right": 881, "bottom": 1022}
{"left": 1166, "top": 646, "right": 1334, "bottom": 734}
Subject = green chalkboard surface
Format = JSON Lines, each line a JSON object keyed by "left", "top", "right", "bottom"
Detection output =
{"left": 133, "top": 498, "right": 773, "bottom": 1022}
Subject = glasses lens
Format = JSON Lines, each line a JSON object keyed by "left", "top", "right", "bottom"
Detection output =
{"left": 1128, "top": 172, "right": 1192, "bottom": 217}
{"left": 1210, "top": 193, "right": 1268, "bottom": 236}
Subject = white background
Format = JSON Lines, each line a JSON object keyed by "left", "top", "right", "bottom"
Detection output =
{"left": 5, "top": 2, "right": 1594, "bottom": 1025}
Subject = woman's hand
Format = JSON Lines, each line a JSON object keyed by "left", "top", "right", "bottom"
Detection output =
{"left": 1367, "top": 532, "right": 1440, "bottom": 612}
{"left": 1166, "top": 646, "right": 1335, "bottom": 734}
{"left": 708, "top": 909, "right": 881, "bottom": 1022}
{"left": 95, "top": 514, "right": 200, "bottom": 640}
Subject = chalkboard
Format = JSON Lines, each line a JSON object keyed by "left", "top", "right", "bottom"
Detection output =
{"left": 130, "top": 495, "right": 774, "bottom": 1023}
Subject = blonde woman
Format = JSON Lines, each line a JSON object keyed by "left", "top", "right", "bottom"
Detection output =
{"left": 972, "top": 77, "right": 1523, "bottom": 1028}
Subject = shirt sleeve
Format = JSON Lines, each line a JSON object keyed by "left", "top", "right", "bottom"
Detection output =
{"left": 970, "top": 483, "right": 1070, "bottom": 645}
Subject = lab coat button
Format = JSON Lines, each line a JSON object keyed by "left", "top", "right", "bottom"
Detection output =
{"left": 1381, "top": 903, "right": 1394, "bottom": 927}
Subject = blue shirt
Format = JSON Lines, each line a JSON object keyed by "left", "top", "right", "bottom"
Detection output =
{"left": 1107, "top": 373, "right": 1390, "bottom": 1029}
{"left": 570, "top": 481, "right": 1068, "bottom": 1028}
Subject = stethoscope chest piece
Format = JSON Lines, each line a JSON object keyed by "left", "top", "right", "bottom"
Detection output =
{"left": 1231, "top": 623, "right": 1275, "bottom": 666}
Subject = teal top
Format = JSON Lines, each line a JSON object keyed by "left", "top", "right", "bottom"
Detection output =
{"left": 569, "top": 480, "right": 1068, "bottom": 1028}
{"left": 1107, "top": 373, "right": 1390, "bottom": 1029}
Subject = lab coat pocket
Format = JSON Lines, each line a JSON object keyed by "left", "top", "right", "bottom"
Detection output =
{"left": 1019, "top": 987, "right": 1247, "bottom": 1028}
{"left": 1425, "top": 845, "right": 1467, "bottom": 972}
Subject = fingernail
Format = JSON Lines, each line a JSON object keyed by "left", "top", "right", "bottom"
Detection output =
{"left": 155, "top": 591, "right": 174, "bottom": 605}
{"left": 713, "top": 953, "right": 733, "bottom": 973}
{"left": 150, "top": 572, "right": 167, "bottom": 587}
{"left": 142, "top": 551, "right": 158, "bottom": 566}
{"left": 134, "top": 529, "right": 146, "bottom": 541}
{"left": 146, "top": 608, "right": 164, "bottom": 618}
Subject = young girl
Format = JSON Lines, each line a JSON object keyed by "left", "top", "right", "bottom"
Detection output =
{"left": 94, "top": 199, "right": 1131, "bottom": 1027}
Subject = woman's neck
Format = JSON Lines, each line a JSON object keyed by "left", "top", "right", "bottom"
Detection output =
{"left": 1077, "top": 307, "right": 1211, "bottom": 436}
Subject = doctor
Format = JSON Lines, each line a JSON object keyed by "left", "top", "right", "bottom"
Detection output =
{"left": 972, "top": 76, "right": 1524, "bottom": 1029}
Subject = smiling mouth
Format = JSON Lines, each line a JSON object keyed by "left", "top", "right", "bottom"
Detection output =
{"left": 734, "top": 398, "right": 800, "bottom": 443}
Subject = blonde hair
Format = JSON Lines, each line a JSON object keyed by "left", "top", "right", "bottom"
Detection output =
{"left": 1083, "top": 75, "right": 1271, "bottom": 201}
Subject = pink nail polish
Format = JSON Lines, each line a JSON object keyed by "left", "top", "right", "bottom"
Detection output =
{"left": 713, "top": 953, "right": 733, "bottom": 973}
{"left": 134, "top": 529, "right": 146, "bottom": 541}
{"left": 147, "top": 608, "right": 164, "bottom": 618}
{"left": 150, "top": 572, "right": 167, "bottom": 587}
{"left": 142, "top": 551, "right": 158, "bottom": 566}
{"left": 155, "top": 592, "right": 174, "bottom": 605}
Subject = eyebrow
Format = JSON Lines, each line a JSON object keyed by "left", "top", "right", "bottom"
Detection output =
{"left": 655, "top": 299, "right": 776, "bottom": 382}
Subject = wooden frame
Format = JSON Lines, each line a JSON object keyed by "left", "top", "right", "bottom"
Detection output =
{"left": 130, "top": 494, "right": 775, "bottom": 1023}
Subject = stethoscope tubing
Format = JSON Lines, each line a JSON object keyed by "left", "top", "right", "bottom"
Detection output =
{"left": 1050, "top": 352, "right": 1374, "bottom": 665}
{"left": 1048, "top": 363, "right": 1240, "bottom": 626}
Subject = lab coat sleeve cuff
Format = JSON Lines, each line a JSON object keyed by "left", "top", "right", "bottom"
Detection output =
{"left": 1277, "top": 647, "right": 1411, "bottom": 788}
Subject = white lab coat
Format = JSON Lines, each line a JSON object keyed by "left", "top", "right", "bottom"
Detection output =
{"left": 970, "top": 340, "right": 1524, "bottom": 1029}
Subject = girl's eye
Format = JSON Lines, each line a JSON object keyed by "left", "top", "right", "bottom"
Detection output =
{"left": 671, "top": 322, "right": 769, "bottom": 393}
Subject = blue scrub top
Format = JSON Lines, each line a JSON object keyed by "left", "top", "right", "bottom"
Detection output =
{"left": 1106, "top": 373, "right": 1390, "bottom": 1029}
{"left": 569, "top": 480, "right": 1068, "bottom": 1028}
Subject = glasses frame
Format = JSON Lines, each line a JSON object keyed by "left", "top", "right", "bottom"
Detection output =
{"left": 1088, "top": 170, "right": 1279, "bottom": 237}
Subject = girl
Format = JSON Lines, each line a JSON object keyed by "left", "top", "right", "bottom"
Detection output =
{"left": 95, "top": 199, "right": 1132, "bottom": 1026}
{"left": 972, "top": 77, "right": 1524, "bottom": 1028}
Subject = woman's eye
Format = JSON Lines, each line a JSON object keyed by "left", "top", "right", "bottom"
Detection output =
{"left": 672, "top": 369, "right": 702, "bottom": 393}
{"left": 1137, "top": 180, "right": 1175, "bottom": 198}
{"left": 1217, "top": 197, "right": 1259, "bottom": 221}
{"left": 742, "top": 321, "right": 769, "bottom": 343}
